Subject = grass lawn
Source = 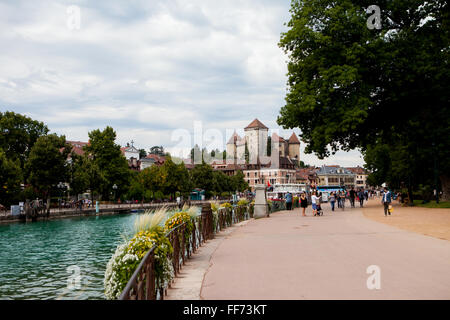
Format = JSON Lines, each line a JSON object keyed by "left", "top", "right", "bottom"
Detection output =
{"left": 413, "top": 200, "right": 450, "bottom": 208}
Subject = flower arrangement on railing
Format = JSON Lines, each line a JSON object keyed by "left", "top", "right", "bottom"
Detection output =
{"left": 164, "top": 211, "right": 194, "bottom": 241}
{"left": 220, "top": 202, "right": 232, "bottom": 208}
{"left": 249, "top": 200, "right": 255, "bottom": 218}
{"left": 268, "top": 198, "right": 286, "bottom": 212}
{"left": 104, "top": 208, "right": 173, "bottom": 300}
{"left": 210, "top": 201, "right": 220, "bottom": 232}
{"left": 220, "top": 202, "right": 232, "bottom": 225}
{"left": 293, "top": 196, "right": 299, "bottom": 208}
{"left": 237, "top": 199, "right": 249, "bottom": 206}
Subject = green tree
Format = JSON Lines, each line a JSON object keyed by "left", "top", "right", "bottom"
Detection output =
{"left": 0, "top": 148, "right": 23, "bottom": 206}
{"left": 244, "top": 141, "right": 249, "bottom": 164}
{"left": 190, "top": 163, "right": 215, "bottom": 198}
{"left": 231, "top": 170, "right": 249, "bottom": 192}
{"left": 126, "top": 171, "right": 145, "bottom": 201}
{"left": 84, "top": 127, "right": 131, "bottom": 200}
{"left": 0, "top": 111, "right": 49, "bottom": 173}
{"left": 69, "top": 153, "right": 106, "bottom": 201}
{"left": 190, "top": 144, "right": 202, "bottom": 164}
{"left": 278, "top": 0, "right": 450, "bottom": 200}
{"left": 25, "top": 134, "right": 71, "bottom": 211}
{"left": 139, "top": 149, "right": 147, "bottom": 159}
{"left": 149, "top": 146, "right": 164, "bottom": 156}
{"left": 267, "top": 136, "right": 272, "bottom": 157}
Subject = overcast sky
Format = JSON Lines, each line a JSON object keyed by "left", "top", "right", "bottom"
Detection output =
{"left": 0, "top": 0, "right": 364, "bottom": 167}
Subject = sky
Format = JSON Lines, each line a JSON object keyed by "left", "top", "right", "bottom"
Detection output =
{"left": 0, "top": 0, "right": 364, "bottom": 167}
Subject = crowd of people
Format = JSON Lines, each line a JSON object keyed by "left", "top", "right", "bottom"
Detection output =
{"left": 282, "top": 186, "right": 391, "bottom": 217}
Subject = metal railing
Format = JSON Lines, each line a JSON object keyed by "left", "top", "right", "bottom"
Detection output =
{"left": 119, "top": 203, "right": 249, "bottom": 300}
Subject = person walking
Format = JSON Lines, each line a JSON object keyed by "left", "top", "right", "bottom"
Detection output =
{"left": 329, "top": 192, "right": 336, "bottom": 212}
{"left": 300, "top": 192, "right": 308, "bottom": 216}
{"left": 285, "top": 192, "right": 293, "bottom": 211}
{"left": 382, "top": 187, "right": 392, "bottom": 216}
{"left": 349, "top": 187, "right": 356, "bottom": 208}
{"left": 358, "top": 189, "right": 365, "bottom": 207}
{"left": 311, "top": 191, "right": 320, "bottom": 216}
{"left": 340, "top": 191, "right": 346, "bottom": 210}
{"left": 337, "top": 191, "right": 342, "bottom": 208}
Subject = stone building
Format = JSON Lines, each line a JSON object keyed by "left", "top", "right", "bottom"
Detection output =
{"left": 316, "top": 165, "right": 356, "bottom": 189}
{"left": 224, "top": 119, "right": 300, "bottom": 191}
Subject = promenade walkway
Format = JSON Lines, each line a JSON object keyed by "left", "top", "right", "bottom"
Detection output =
{"left": 166, "top": 201, "right": 450, "bottom": 300}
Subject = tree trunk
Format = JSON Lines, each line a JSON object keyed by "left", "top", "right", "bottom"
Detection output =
{"left": 407, "top": 184, "right": 414, "bottom": 206}
{"left": 440, "top": 174, "right": 450, "bottom": 201}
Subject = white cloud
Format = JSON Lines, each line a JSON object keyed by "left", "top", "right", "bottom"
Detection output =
{"left": 0, "top": 0, "right": 364, "bottom": 167}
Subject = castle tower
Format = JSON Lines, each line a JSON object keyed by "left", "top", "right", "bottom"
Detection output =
{"left": 288, "top": 133, "right": 300, "bottom": 163}
{"left": 244, "top": 119, "right": 268, "bottom": 164}
{"left": 226, "top": 131, "right": 240, "bottom": 161}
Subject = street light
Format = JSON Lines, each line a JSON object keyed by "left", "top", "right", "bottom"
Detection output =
{"left": 57, "top": 182, "right": 65, "bottom": 209}
{"left": 112, "top": 184, "right": 118, "bottom": 203}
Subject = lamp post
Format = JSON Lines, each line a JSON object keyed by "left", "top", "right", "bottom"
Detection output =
{"left": 57, "top": 182, "right": 65, "bottom": 210}
{"left": 113, "top": 184, "right": 118, "bottom": 204}
{"left": 432, "top": 141, "right": 439, "bottom": 204}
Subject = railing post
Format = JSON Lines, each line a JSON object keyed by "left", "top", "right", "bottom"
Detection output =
{"left": 201, "top": 203, "right": 213, "bottom": 240}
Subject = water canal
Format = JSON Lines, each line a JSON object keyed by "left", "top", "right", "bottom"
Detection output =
{"left": 0, "top": 211, "right": 151, "bottom": 300}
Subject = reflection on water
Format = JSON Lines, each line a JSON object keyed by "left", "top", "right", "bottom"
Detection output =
{"left": 0, "top": 213, "right": 139, "bottom": 300}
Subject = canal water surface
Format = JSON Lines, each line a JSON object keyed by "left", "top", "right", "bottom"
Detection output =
{"left": 0, "top": 212, "right": 144, "bottom": 300}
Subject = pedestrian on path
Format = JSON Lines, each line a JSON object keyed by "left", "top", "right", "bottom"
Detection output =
{"left": 349, "top": 187, "right": 356, "bottom": 208}
{"left": 329, "top": 192, "right": 336, "bottom": 211}
{"left": 382, "top": 187, "right": 392, "bottom": 216}
{"left": 358, "top": 189, "right": 365, "bottom": 207}
{"left": 285, "top": 192, "right": 293, "bottom": 211}
{"left": 311, "top": 191, "right": 320, "bottom": 216}
{"left": 300, "top": 193, "right": 308, "bottom": 216}
{"left": 340, "top": 191, "right": 346, "bottom": 210}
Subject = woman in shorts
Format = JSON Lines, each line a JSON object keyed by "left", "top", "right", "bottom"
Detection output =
{"left": 300, "top": 192, "right": 308, "bottom": 216}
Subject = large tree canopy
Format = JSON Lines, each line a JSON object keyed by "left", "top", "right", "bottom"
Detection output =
{"left": 278, "top": 0, "right": 449, "bottom": 199}
{"left": 0, "top": 111, "right": 49, "bottom": 171}
{"left": 25, "top": 134, "right": 71, "bottom": 200}
{"left": 84, "top": 126, "right": 131, "bottom": 200}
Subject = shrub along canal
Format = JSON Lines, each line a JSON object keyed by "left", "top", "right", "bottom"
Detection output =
{"left": 0, "top": 212, "right": 149, "bottom": 300}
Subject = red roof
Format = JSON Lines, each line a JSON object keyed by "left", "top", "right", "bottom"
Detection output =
{"left": 346, "top": 166, "right": 367, "bottom": 174}
{"left": 288, "top": 133, "right": 300, "bottom": 144}
{"left": 245, "top": 118, "right": 268, "bottom": 130}
{"left": 64, "top": 141, "right": 89, "bottom": 157}
{"left": 227, "top": 131, "right": 242, "bottom": 145}
{"left": 146, "top": 154, "right": 166, "bottom": 164}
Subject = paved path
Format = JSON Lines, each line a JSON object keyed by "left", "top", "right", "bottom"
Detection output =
{"left": 199, "top": 207, "right": 450, "bottom": 300}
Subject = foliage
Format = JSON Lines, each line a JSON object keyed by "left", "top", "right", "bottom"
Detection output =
{"left": 104, "top": 227, "right": 173, "bottom": 300}
{"left": 413, "top": 200, "right": 450, "bottom": 209}
{"left": 134, "top": 207, "right": 167, "bottom": 234}
{"left": 25, "top": 134, "right": 71, "bottom": 200}
{"left": 164, "top": 211, "right": 194, "bottom": 242}
{"left": 149, "top": 146, "right": 165, "bottom": 156}
{"left": 0, "top": 111, "right": 49, "bottom": 172}
{"left": 69, "top": 153, "right": 106, "bottom": 200}
{"left": 237, "top": 199, "right": 249, "bottom": 206}
{"left": 0, "top": 148, "right": 23, "bottom": 206}
{"left": 138, "top": 149, "right": 147, "bottom": 159}
{"left": 220, "top": 202, "right": 232, "bottom": 208}
{"left": 84, "top": 127, "right": 131, "bottom": 200}
{"left": 278, "top": 0, "right": 450, "bottom": 199}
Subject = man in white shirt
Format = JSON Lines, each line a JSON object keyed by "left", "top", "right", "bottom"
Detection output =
{"left": 381, "top": 187, "right": 392, "bottom": 216}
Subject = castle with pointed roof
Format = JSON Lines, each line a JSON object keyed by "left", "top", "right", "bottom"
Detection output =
{"left": 221, "top": 119, "right": 301, "bottom": 190}
{"left": 226, "top": 118, "right": 300, "bottom": 166}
